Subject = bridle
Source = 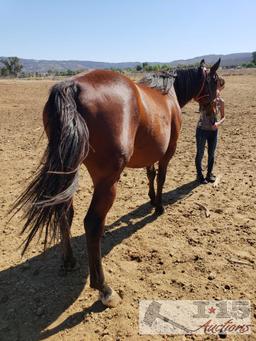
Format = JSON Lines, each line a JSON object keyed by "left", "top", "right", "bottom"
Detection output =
{"left": 194, "top": 68, "right": 207, "bottom": 102}
{"left": 194, "top": 68, "right": 220, "bottom": 104}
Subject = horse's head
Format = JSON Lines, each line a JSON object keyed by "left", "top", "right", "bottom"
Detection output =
{"left": 195, "top": 58, "right": 223, "bottom": 105}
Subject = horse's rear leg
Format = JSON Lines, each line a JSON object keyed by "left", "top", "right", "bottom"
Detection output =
{"left": 84, "top": 178, "right": 121, "bottom": 307}
{"left": 59, "top": 203, "right": 76, "bottom": 272}
{"left": 146, "top": 165, "right": 156, "bottom": 206}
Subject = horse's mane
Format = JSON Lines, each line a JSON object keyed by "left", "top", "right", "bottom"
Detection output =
{"left": 138, "top": 71, "right": 176, "bottom": 94}
{"left": 174, "top": 68, "right": 204, "bottom": 107}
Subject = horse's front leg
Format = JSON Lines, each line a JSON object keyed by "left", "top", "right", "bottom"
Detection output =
{"left": 155, "top": 161, "right": 168, "bottom": 215}
{"left": 155, "top": 143, "right": 177, "bottom": 215}
{"left": 84, "top": 179, "right": 121, "bottom": 308}
{"left": 146, "top": 164, "right": 156, "bottom": 206}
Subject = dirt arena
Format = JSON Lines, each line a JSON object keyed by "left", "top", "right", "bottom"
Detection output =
{"left": 0, "top": 70, "right": 256, "bottom": 341}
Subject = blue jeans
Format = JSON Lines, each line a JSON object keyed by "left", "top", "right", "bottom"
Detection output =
{"left": 195, "top": 127, "right": 218, "bottom": 177}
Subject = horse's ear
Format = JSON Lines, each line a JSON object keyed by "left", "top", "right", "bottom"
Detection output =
{"left": 199, "top": 59, "right": 205, "bottom": 68}
{"left": 210, "top": 58, "right": 221, "bottom": 74}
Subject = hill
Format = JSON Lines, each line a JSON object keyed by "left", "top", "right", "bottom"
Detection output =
{"left": 169, "top": 53, "right": 252, "bottom": 67}
{"left": 0, "top": 52, "right": 253, "bottom": 73}
{"left": 17, "top": 59, "right": 140, "bottom": 73}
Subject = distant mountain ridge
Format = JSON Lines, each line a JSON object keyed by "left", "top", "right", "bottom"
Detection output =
{"left": 0, "top": 52, "right": 253, "bottom": 73}
{"left": 168, "top": 53, "right": 252, "bottom": 67}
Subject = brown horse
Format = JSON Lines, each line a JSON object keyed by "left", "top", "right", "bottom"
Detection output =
{"left": 11, "top": 58, "right": 221, "bottom": 307}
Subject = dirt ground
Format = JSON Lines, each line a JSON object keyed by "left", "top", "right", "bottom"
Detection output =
{"left": 0, "top": 71, "right": 256, "bottom": 341}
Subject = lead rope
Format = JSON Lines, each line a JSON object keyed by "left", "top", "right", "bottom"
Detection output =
{"left": 215, "top": 99, "right": 222, "bottom": 172}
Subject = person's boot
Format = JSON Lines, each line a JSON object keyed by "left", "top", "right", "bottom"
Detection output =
{"left": 206, "top": 173, "right": 216, "bottom": 183}
{"left": 197, "top": 173, "right": 208, "bottom": 184}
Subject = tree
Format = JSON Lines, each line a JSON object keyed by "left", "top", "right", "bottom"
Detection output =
{"left": 161, "top": 64, "right": 171, "bottom": 71}
{"left": 142, "top": 62, "right": 148, "bottom": 70}
{"left": 252, "top": 51, "right": 256, "bottom": 64}
{"left": 0, "top": 67, "right": 9, "bottom": 76}
{"left": 144, "top": 64, "right": 153, "bottom": 72}
{"left": 136, "top": 64, "right": 142, "bottom": 71}
{"left": 0, "top": 57, "right": 23, "bottom": 77}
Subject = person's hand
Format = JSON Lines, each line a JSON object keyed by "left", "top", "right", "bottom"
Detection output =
{"left": 212, "top": 123, "right": 219, "bottom": 130}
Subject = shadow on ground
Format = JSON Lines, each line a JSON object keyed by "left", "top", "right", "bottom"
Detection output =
{"left": 0, "top": 180, "right": 198, "bottom": 341}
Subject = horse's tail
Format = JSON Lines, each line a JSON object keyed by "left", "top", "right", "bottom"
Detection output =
{"left": 11, "top": 80, "right": 89, "bottom": 254}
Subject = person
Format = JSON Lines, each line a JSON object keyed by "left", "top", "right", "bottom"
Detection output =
{"left": 195, "top": 79, "right": 225, "bottom": 184}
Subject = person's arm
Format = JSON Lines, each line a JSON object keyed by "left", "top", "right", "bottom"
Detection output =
{"left": 213, "top": 98, "right": 225, "bottom": 129}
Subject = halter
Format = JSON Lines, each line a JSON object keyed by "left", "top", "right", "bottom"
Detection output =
{"left": 194, "top": 69, "right": 220, "bottom": 103}
{"left": 194, "top": 68, "right": 208, "bottom": 102}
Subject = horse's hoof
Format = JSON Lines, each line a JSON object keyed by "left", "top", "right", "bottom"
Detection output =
{"left": 58, "top": 266, "right": 67, "bottom": 277}
{"left": 150, "top": 199, "right": 156, "bottom": 207}
{"left": 59, "top": 256, "right": 78, "bottom": 276}
{"left": 100, "top": 289, "right": 121, "bottom": 308}
{"left": 64, "top": 256, "right": 77, "bottom": 271}
{"left": 155, "top": 206, "right": 164, "bottom": 215}
{"left": 148, "top": 193, "right": 156, "bottom": 207}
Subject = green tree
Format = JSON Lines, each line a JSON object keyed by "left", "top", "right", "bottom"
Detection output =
{"left": 0, "top": 67, "right": 9, "bottom": 76}
{"left": 161, "top": 64, "right": 171, "bottom": 71}
{"left": 252, "top": 51, "right": 256, "bottom": 64}
{"left": 144, "top": 65, "right": 153, "bottom": 72}
{"left": 136, "top": 64, "right": 143, "bottom": 71}
{"left": 142, "top": 62, "right": 148, "bottom": 70}
{"left": 0, "top": 57, "right": 23, "bottom": 77}
{"left": 246, "top": 62, "right": 255, "bottom": 68}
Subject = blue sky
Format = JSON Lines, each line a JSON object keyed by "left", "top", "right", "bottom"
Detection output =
{"left": 1, "top": 0, "right": 255, "bottom": 62}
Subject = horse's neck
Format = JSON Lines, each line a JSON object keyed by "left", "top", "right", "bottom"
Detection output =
{"left": 174, "top": 69, "right": 201, "bottom": 108}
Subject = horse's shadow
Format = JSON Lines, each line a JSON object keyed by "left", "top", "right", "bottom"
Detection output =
{"left": 0, "top": 180, "right": 198, "bottom": 341}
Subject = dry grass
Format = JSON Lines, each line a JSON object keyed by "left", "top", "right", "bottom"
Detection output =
{"left": 0, "top": 73, "right": 256, "bottom": 340}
